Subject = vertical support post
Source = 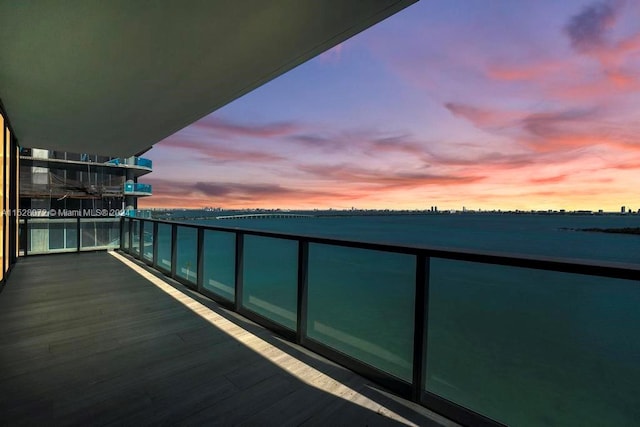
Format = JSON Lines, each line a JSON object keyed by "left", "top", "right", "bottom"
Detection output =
{"left": 296, "top": 239, "right": 309, "bottom": 345}
{"left": 170, "top": 224, "right": 177, "bottom": 278}
{"left": 76, "top": 217, "right": 81, "bottom": 252}
{"left": 412, "top": 253, "right": 429, "bottom": 402}
{"left": 152, "top": 221, "right": 158, "bottom": 268}
{"left": 234, "top": 232, "right": 244, "bottom": 311}
{"left": 196, "top": 227, "right": 204, "bottom": 291}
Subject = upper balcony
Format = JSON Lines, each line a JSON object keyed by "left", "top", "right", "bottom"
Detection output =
{"left": 123, "top": 182, "right": 152, "bottom": 197}
{"left": 105, "top": 156, "right": 153, "bottom": 173}
{"left": 20, "top": 151, "right": 152, "bottom": 178}
{"left": 12, "top": 216, "right": 640, "bottom": 426}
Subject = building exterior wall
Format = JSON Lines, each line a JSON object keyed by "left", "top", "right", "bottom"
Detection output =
{"left": 0, "top": 104, "right": 19, "bottom": 286}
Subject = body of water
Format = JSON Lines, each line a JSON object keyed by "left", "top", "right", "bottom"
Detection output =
{"left": 180, "top": 212, "right": 640, "bottom": 264}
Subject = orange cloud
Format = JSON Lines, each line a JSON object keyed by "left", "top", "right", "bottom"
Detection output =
{"left": 529, "top": 174, "right": 568, "bottom": 184}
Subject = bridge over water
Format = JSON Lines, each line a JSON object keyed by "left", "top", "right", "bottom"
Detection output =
{"left": 168, "top": 213, "right": 315, "bottom": 221}
{"left": 216, "top": 213, "right": 315, "bottom": 220}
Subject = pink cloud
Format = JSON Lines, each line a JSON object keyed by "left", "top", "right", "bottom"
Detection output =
{"left": 159, "top": 138, "right": 284, "bottom": 163}
{"left": 298, "top": 163, "right": 484, "bottom": 191}
{"left": 445, "top": 103, "right": 524, "bottom": 128}
{"left": 529, "top": 174, "right": 568, "bottom": 184}
{"left": 190, "top": 116, "right": 300, "bottom": 139}
{"left": 486, "top": 60, "right": 568, "bottom": 82}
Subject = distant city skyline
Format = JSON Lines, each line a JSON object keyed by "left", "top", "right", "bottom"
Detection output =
{"left": 140, "top": 0, "right": 640, "bottom": 211}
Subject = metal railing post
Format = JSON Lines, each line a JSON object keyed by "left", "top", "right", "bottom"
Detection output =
{"left": 296, "top": 239, "right": 309, "bottom": 345}
{"left": 76, "top": 217, "right": 81, "bottom": 252}
{"left": 234, "top": 232, "right": 244, "bottom": 311}
{"left": 152, "top": 221, "right": 158, "bottom": 267}
{"left": 170, "top": 224, "right": 177, "bottom": 278}
{"left": 24, "top": 218, "right": 29, "bottom": 257}
{"left": 119, "top": 217, "right": 124, "bottom": 251}
{"left": 412, "top": 254, "right": 429, "bottom": 402}
{"left": 196, "top": 227, "right": 204, "bottom": 291}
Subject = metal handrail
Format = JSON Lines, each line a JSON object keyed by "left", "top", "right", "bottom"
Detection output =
{"left": 128, "top": 216, "right": 640, "bottom": 280}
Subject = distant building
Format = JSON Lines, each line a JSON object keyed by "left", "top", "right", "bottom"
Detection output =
{"left": 621, "top": 206, "right": 626, "bottom": 214}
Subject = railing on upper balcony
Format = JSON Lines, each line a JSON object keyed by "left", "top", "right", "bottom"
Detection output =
{"left": 123, "top": 182, "right": 152, "bottom": 195}
{"left": 105, "top": 156, "right": 153, "bottom": 169}
{"left": 115, "top": 216, "right": 640, "bottom": 427}
{"left": 134, "top": 157, "right": 153, "bottom": 169}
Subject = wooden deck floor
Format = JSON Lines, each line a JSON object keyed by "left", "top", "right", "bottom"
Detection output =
{"left": 0, "top": 251, "right": 455, "bottom": 426}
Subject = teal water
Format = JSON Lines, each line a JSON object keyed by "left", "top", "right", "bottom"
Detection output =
{"left": 149, "top": 213, "right": 640, "bottom": 426}
{"left": 192, "top": 213, "right": 640, "bottom": 264}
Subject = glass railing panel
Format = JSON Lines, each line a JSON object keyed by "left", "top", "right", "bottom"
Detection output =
{"left": 123, "top": 183, "right": 152, "bottom": 194}
{"left": 141, "top": 221, "right": 154, "bottom": 262}
{"left": 123, "top": 219, "right": 130, "bottom": 250}
{"left": 425, "top": 258, "right": 640, "bottom": 426}
{"left": 27, "top": 218, "right": 77, "bottom": 254}
{"left": 131, "top": 219, "right": 140, "bottom": 256}
{"left": 175, "top": 226, "right": 197, "bottom": 284}
{"left": 136, "top": 157, "right": 153, "bottom": 169}
{"left": 134, "top": 183, "right": 152, "bottom": 193}
{"left": 202, "top": 229, "right": 236, "bottom": 302}
{"left": 242, "top": 235, "right": 297, "bottom": 330}
{"left": 80, "top": 218, "right": 119, "bottom": 250}
{"left": 307, "top": 244, "right": 415, "bottom": 382}
{"left": 156, "top": 223, "right": 172, "bottom": 272}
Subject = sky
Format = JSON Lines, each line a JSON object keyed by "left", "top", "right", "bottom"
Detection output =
{"left": 140, "top": 0, "right": 640, "bottom": 211}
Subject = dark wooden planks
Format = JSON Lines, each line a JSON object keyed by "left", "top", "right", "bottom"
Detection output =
{"left": 0, "top": 252, "right": 454, "bottom": 426}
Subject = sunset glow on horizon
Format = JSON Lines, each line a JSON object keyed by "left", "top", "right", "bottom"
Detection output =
{"left": 140, "top": 0, "right": 640, "bottom": 212}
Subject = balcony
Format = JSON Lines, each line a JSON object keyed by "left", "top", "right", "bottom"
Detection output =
{"left": 19, "top": 155, "right": 152, "bottom": 178}
{"left": 123, "top": 182, "right": 152, "bottom": 196}
{"left": 9, "top": 216, "right": 640, "bottom": 426}
{"left": 3, "top": 239, "right": 448, "bottom": 425}
{"left": 106, "top": 156, "right": 153, "bottom": 171}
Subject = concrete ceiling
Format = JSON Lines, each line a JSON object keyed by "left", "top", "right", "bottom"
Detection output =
{"left": 0, "top": 1, "right": 416, "bottom": 157}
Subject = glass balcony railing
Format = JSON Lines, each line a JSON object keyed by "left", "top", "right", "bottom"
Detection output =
{"left": 117, "top": 217, "right": 640, "bottom": 427}
{"left": 19, "top": 217, "right": 120, "bottom": 255}
{"left": 123, "top": 182, "right": 152, "bottom": 195}
{"left": 105, "top": 156, "right": 153, "bottom": 169}
{"left": 135, "top": 157, "right": 153, "bottom": 169}
{"left": 18, "top": 215, "right": 640, "bottom": 427}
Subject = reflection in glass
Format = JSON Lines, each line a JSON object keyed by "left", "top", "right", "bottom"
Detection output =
{"left": 307, "top": 244, "right": 415, "bottom": 381}
{"left": 425, "top": 258, "right": 640, "bottom": 426}
{"left": 176, "top": 226, "right": 197, "bottom": 284}
{"left": 142, "top": 221, "right": 154, "bottom": 262}
{"left": 131, "top": 220, "right": 140, "bottom": 255}
{"left": 156, "top": 223, "right": 172, "bottom": 272}
{"left": 242, "top": 236, "right": 297, "bottom": 330}
{"left": 202, "top": 230, "right": 235, "bottom": 301}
